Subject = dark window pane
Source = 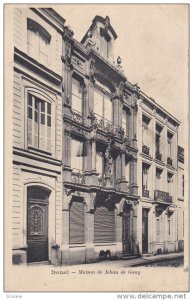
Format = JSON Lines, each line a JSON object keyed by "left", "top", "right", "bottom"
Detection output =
{"left": 41, "top": 113, "right": 45, "bottom": 125}
{"left": 35, "top": 99, "right": 38, "bottom": 110}
{"left": 41, "top": 101, "right": 45, "bottom": 112}
{"left": 28, "top": 94, "right": 32, "bottom": 106}
{"left": 47, "top": 103, "right": 51, "bottom": 114}
{"left": 28, "top": 107, "right": 32, "bottom": 119}
{"left": 47, "top": 115, "right": 51, "bottom": 127}
{"left": 35, "top": 110, "right": 38, "bottom": 123}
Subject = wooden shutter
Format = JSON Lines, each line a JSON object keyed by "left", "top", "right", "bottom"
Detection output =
{"left": 94, "top": 205, "right": 115, "bottom": 243}
{"left": 69, "top": 200, "right": 85, "bottom": 244}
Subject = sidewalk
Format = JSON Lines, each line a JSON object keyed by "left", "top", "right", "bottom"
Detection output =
{"left": 119, "top": 252, "right": 184, "bottom": 267}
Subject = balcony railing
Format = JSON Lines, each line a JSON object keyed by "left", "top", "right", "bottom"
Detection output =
{"left": 90, "top": 113, "right": 125, "bottom": 139}
{"left": 71, "top": 109, "right": 84, "bottom": 124}
{"left": 155, "top": 152, "right": 162, "bottom": 161}
{"left": 71, "top": 169, "right": 85, "bottom": 184}
{"left": 167, "top": 157, "right": 173, "bottom": 166}
{"left": 142, "top": 145, "right": 150, "bottom": 156}
{"left": 142, "top": 189, "right": 150, "bottom": 198}
{"left": 154, "top": 190, "right": 172, "bottom": 203}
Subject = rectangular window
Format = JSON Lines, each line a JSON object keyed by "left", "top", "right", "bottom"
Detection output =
{"left": 168, "top": 215, "right": 171, "bottom": 236}
{"left": 27, "top": 94, "right": 52, "bottom": 153}
{"left": 69, "top": 199, "right": 85, "bottom": 244}
{"left": 71, "top": 138, "right": 84, "bottom": 172}
{"left": 125, "top": 157, "right": 130, "bottom": 183}
{"left": 182, "top": 175, "right": 184, "bottom": 197}
{"left": 27, "top": 29, "right": 48, "bottom": 64}
{"left": 93, "top": 88, "right": 112, "bottom": 122}
{"left": 156, "top": 218, "right": 160, "bottom": 242}
{"left": 94, "top": 204, "right": 115, "bottom": 243}
{"left": 156, "top": 168, "right": 162, "bottom": 190}
{"left": 71, "top": 78, "right": 83, "bottom": 114}
{"left": 122, "top": 109, "right": 127, "bottom": 134}
{"left": 167, "top": 173, "right": 173, "bottom": 195}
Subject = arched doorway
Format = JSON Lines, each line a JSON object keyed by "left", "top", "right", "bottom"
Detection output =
{"left": 27, "top": 186, "right": 51, "bottom": 263}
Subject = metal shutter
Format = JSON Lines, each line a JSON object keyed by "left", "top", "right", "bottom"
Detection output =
{"left": 94, "top": 205, "right": 115, "bottom": 243}
{"left": 69, "top": 200, "right": 85, "bottom": 244}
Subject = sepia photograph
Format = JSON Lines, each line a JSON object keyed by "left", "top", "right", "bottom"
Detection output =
{"left": 4, "top": 3, "right": 189, "bottom": 293}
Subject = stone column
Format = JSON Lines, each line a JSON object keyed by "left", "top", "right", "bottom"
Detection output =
{"left": 84, "top": 139, "right": 92, "bottom": 185}
{"left": 91, "top": 139, "right": 96, "bottom": 171}
{"left": 61, "top": 190, "right": 71, "bottom": 265}
{"left": 130, "top": 158, "right": 138, "bottom": 195}
{"left": 132, "top": 202, "right": 139, "bottom": 256}
{"left": 113, "top": 96, "right": 120, "bottom": 127}
{"left": 85, "top": 193, "right": 96, "bottom": 263}
{"left": 63, "top": 129, "right": 72, "bottom": 182}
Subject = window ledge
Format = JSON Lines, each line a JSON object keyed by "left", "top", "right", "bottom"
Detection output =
{"left": 28, "top": 146, "right": 52, "bottom": 156}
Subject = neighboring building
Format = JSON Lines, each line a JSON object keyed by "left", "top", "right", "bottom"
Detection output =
{"left": 136, "top": 93, "right": 180, "bottom": 255}
{"left": 177, "top": 146, "right": 184, "bottom": 251}
{"left": 12, "top": 8, "right": 65, "bottom": 264}
{"left": 12, "top": 9, "right": 184, "bottom": 265}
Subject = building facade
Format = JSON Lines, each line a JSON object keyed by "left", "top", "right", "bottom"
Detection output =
{"left": 12, "top": 8, "right": 184, "bottom": 265}
{"left": 136, "top": 93, "right": 180, "bottom": 255}
{"left": 12, "top": 8, "right": 64, "bottom": 264}
{"left": 177, "top": 146, "right": 184, "bottom": 251}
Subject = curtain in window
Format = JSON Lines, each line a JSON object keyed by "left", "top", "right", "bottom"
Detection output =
{"left": 94, "top": 90, "right": 103, "bottom": 117}
{"left": 27, "top": 95, "right": 52, "bottom": 152}
{"left": 143, "top": 125, "right": 148, "bottom": 146}
{"left": 96, "top": 151, "right": 103, "bottom": 176}
{"left": 104, "top": 96, "right": 112, "bottom": 122}
{"left": 122, "top": 109, "right": 127, "bottom": 134}
{"left": 72, "top": 78, "right": 82, "bottom": 113}
{"left": 125, "top": 159, "right": 130, "bottom": 183}
{"left": 71, "top": 139, "right": 83, "bottom": 171}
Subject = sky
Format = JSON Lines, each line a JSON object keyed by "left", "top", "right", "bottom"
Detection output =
{"left": 55, "top": 4, "right": 188, "bottom": 146}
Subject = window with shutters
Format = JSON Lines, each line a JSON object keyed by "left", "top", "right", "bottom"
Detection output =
{"left": 69, "top": 199, "right": 85, "bottom": 244}
{"left": 27, "top": 18, "right": 51, "bottom": 65}
{"left": 27, "top": 93, "right": 52, "bottom": 153}
{"left": 94, "top": 203, "right": 115, "bottom": 243}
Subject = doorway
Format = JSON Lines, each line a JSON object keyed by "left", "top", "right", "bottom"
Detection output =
{"left": 27, "top": 186, "right": 50, "bottom": 263}
{"left": 142, "top": 208, "right": 149, "bottom": 254}
{"left": 122, "top": 207, "right": 132, "bottom": 255}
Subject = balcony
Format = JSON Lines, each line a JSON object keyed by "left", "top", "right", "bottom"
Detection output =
{"left": 71, "top": 109, "right": 84, "bottom": 124}
{"left": 142, "top": 145, "right": 150, "bottom": 156}
{"left": 155, "top": 152, "right": 162, "bottom": 161}
{"left": 90, "top": 113, "right": 125, "bottom": 139}
{"left": 154, "top": 190, "right": 172, "bottom": 204}
{"left": 142, "top": 189, "right": 150, "bottom": 198}
{"left": 167, "top": 157, "right": 173, "bottom": 166}
{"left": 71, "top": 169, "right": 85, "bottom": 184}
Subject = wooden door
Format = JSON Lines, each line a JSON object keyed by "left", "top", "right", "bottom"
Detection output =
{"left": 122, "top": 211, "right": 131, "bottom": 254}
{"left": 27, "top": 187, "right": 49, "bottom": 263}
{"left": 142, "top": 208, "right": 149, "bottom": 254}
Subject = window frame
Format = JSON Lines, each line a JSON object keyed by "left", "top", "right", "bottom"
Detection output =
{"left": 25, "top": 88, "right": 55, "bottom": 156}
{"left": 27, "top": 18, "right": 51, "bottom": 65}
{"left": 93, "top": 84, "right": 113, "bottom": 123}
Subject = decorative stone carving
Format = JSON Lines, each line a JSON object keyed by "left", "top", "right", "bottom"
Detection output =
{"left": 116, "top": 198, "right": 126, "bottom": 215}
{"left": 63, "top": 26, "right": 74, "bottom": 39}
{"left": 64, "top": 188, "right": 72, "bottom": 196}
{"left": 105, "top": 143, "right": 113, "bottom": 177}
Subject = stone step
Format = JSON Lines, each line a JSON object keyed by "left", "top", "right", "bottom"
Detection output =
{"left": 121, "top": 255, "right": 138, "bottom": 260}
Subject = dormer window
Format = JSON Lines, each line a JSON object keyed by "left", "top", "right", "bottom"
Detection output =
{"left": 27, "top": 18, "right": 51, "bottom": 65}
{"left": 100, "top": 28, "right": 111, "bottom": 58}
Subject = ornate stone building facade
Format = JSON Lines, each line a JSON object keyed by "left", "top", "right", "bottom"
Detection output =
{"left": 12, "top": 8, "right": 184, "bottom": 265}
{"left": 177, "top": 146, "right": 184, "bottom": 251}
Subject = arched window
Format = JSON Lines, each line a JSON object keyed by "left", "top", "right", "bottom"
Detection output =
{"left": 27, "top": 93, "right": 52, "bottom": 153}
{"left": 27, "top": 18, "right": 51, "bottom": 65}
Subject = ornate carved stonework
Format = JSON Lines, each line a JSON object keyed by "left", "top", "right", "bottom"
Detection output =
{"left": 105, "top": 143, "right": 113, "bottom": 177}
{"left": 64, "top": 188, "right": 72, "bottom": 196}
